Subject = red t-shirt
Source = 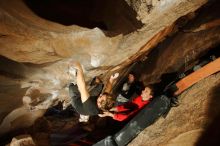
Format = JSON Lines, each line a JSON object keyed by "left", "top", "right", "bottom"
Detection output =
{"left": 113, "top": 96, "right": 150, "bottom": 121}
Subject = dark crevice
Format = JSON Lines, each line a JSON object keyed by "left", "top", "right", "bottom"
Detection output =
{"left": 178, "top": 0, "right": 220, "bottom": 32}
{"left": 0, "top": 55, "right": 27, "bottom": 79}
{"left": 23, "top": 0, "right": 143, "bottom": 36}
{"left": 0, "top": 34, "right": 7, "bottom": 37}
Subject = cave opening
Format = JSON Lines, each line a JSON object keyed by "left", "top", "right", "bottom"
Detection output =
{"left": 24, "top": 0, "right": 143, "bottom": 35}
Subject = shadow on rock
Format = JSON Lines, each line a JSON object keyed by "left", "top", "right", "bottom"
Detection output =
{"left": 196, "top": 82, "right": 220, "bottom": 146}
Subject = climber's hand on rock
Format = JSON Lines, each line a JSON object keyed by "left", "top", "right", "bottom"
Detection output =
{"left": 110, "top": 72, "right": 119, "bottom": 83}
{"left": 69, "top": 61, "right": 83, "bottom": 71}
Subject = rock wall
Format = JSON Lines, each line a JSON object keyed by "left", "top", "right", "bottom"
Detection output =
{"left": 0, "top": 0, "right": 207, "bottom": 65}
{"left": 0, "top": 0, "right": 217, "bottom": 141}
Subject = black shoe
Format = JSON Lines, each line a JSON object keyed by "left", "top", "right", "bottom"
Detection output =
{"left": 163, "top": 83, "right": 178, "bottom": 97}
{"left": 170, "top": 97, "right": 179, "bottom": 107}
{"left": 178, "top": 73, "right": 186, "bottom": 79}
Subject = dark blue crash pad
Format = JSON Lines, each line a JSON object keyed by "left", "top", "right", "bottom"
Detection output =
{"left": 93, "top": 95, "right": 171, "bottom": 146}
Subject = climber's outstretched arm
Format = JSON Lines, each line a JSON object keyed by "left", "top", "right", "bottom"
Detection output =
{"left": 71, "top": 62, "right": 90, "bottom": 103}
{"left": 104, "top": 73, "right": 119, "bottom": 93}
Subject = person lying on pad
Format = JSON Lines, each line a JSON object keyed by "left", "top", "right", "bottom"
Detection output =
{"left": 98, "top": 85, "right": 154, "bottom": 121}
{"left": 116, "top": 72, "right": 143, "bottom": 104}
